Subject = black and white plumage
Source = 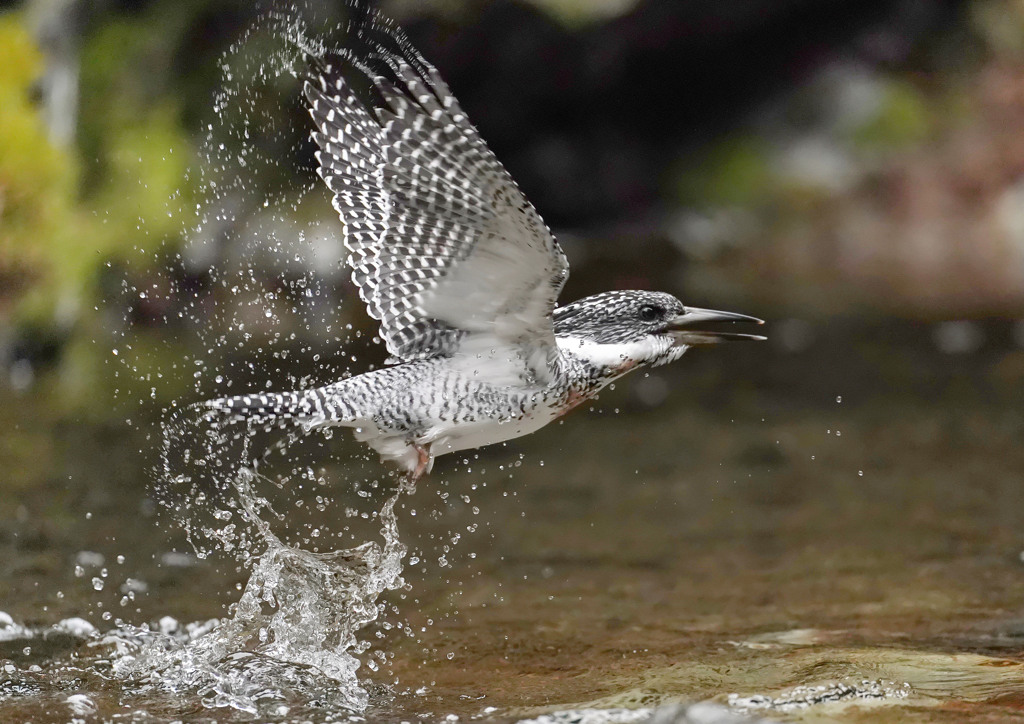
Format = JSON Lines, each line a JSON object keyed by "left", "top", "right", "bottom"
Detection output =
{"left": 205, "top": 9, "right": 764, "bottom": 480}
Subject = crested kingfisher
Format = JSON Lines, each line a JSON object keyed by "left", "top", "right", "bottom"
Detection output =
{"left": 203, "top": 8, "right": 765, "bottom": 484}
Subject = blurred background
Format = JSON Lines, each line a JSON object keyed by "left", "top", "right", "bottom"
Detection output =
{"left": 5, "top": 0, "right": 1024, "bottom": 719}
{"left": 4, "top": 0, "right": 1024, "bottom": 407}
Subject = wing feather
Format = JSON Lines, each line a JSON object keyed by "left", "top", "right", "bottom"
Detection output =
{"left": 304, "top": 11, "right": 568, "bottom": 377}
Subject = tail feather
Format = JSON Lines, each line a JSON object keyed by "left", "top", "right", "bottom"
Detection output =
{"left": 201, "top": 387, "right": 352, "bottom": 428}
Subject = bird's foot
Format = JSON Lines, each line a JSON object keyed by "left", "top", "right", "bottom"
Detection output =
{"left": 398, "top": 443, "right": 431, "bottom": 493}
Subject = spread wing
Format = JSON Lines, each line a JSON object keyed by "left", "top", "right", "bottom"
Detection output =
{"left": 303, "top": 11, "right": 569, "bottom": 381}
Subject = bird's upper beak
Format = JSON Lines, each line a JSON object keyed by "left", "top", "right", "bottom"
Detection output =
{"left": 662, "top": 306, "right": 766, "bottom": 346}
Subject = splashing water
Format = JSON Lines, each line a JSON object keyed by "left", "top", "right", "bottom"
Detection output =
{"left": 96, "top": 5, "right": 429, "bottom": 716}
{"left": 111, "top": 466, "right": 413, "bottom": 715}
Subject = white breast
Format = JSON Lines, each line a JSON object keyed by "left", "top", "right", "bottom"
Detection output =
{"left": 556, "top": 336, "right": 666, "bottom": 370}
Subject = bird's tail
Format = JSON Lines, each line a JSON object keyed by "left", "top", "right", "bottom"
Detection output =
{"left": 200, "top": 386, "right": 351, "bottom": 429}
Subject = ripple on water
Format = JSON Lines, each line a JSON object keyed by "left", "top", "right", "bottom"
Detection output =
{"left": 728, "top": 679, "right": 911, "bottom": 713}
{"left": 516, "top": 703, "right": 775, "bottom": 724}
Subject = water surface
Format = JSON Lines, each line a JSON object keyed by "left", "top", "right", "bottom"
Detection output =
{"left": 3, "top": 320, "right": 1024, "bottom": 722}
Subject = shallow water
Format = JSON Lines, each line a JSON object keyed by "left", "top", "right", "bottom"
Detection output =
{"left": 4, "top": 320, "right": 1024, "bottom": 722}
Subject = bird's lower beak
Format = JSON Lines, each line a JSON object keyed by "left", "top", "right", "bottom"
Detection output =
{"left": 663, "top": 306, "right": 766, "bottom": 346}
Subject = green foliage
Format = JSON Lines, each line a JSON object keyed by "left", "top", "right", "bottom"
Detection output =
{"left": 0, "top": 11, "right": 193, "bottom": 326}
{"left": 0, "top": 10, "right": 199, "bottom": 413}
{"left": 78, "top": 15, "right": 196, "bottom": 262}
{"left": 971, "top": 0, "right": 1024, "bottom": 58}
{"left": 850, "top": 80, "right": 932, "bottom": 150}
{"left": 0, "top": 13, "right": 86, "bottom": 321}
{"left": 673, "top": 137, "right": 773, "bottom": 208}
{"left": 525, "top": 0, "right": 640, "bottom": 27}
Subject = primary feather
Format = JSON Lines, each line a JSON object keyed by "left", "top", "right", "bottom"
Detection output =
{"left": 304, "top": 11, "right": 568, "bottom": 386}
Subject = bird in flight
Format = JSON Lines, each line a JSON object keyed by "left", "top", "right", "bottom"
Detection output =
{"left": 205, "top": 8, "right": 764, "bottom": 485}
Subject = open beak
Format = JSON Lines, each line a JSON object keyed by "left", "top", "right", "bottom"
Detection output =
{"left": 663, "top": 306, "right": 766, "bottom": 346}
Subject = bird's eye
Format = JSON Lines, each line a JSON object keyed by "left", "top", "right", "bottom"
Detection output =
{"left": 638, "top": 305, "right": 662, "bottom": 322}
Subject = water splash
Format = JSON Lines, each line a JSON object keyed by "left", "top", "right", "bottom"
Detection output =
{"left": 103, "top": 5, "right": 425, "bottom": 716}
{"left": 112, "top": 467, "right": 413, "bottom": 715}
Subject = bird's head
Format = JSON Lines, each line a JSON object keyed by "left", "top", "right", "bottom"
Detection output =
{"left": 552, "top": 290, "right": 764, "bottom": 371}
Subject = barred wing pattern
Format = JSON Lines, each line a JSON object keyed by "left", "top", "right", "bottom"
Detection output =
{"left": 304, "top": 14, "right": 569, "bottom": 378}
